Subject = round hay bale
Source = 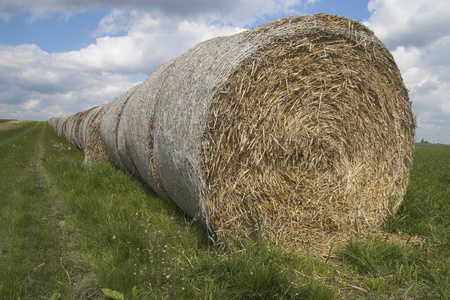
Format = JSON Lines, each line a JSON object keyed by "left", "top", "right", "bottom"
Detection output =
{"left": 56, "top": 116, "right": 69, "bottom": 136}
{"left": 83, "top": 103, "right": 112, "bottom": 163}
{"left": 48, "top": 104, "right": 111, "bottom": 164}
{"left": 100, "top": 85, "right": 140, "bottom": 170}
{"left": 114, "top": 66, "right": 174, "bottom": 197}
{"left": 79, "top": 106, "right": 100, "bottom": 150}
{"left": 48, "top": 14, "right": 415, "bottom": 251}
{"left": 200, "top": 17, "right": 416, "bottom": 249}
{"left": 47, "top": 117, "right": 57, "bottom": 131}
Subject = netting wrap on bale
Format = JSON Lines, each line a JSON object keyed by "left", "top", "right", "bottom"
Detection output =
{"left": 48, "top": 14, "right": 415, "bottom": 251}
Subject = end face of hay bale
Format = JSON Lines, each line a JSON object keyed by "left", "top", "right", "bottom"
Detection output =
{"left": 201, "top": 14, "right": 415, "bottom": 250}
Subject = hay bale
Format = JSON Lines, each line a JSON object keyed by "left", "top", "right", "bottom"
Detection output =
{"left": 77, "top": 105, "right": 104, "bottom": 163}
{"left": 48, "top": 14, "right": 415, "bottom": 251}
{"left": 53, "top": 116, "right": 69, "bottom": 136}
{"left": 48, "top": 104, "right": 111, "bottom": 163}
{"left": 67, "top": 111, "right": 86, "bottom": 149}
{"left": 101, "top": 85, "right": 142, "bottom": 173}
{"left": 79, "top": 106, "right": 99, "bottom": 150}
{"left": 114, "top": 70, "right": 172, "bottom": 197}
{"left": 83, "top": 103, "right": 112, "bottom": 163}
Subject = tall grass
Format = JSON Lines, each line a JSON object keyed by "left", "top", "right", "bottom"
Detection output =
{"left": 1, "top": 122, "right": 449, "bottom": 299}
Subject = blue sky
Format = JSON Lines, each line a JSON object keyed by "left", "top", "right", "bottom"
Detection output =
{"left": 0, "top": 12, "right": 101, "bottom": 53}
{"left": 0, "top": 0, "right": 449, "bottom": 143}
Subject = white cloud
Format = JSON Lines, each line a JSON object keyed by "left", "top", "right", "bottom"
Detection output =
{"left": 58, "top": 12, "right": 244, "bottom": 76}
{"left": 94, "top": 9, "right": 135, "bottom": 36}
{"left": 0, "top": 43, "right": 134, "bottom": 120}
{"left": 398, "top": 41, "right": 450, "bottom": 144}
{"left": 0, "top": 0, "right": 306, "bottom": 26}
{"left": 1, "top": 0, "right": 320, "bottom": 122}
{"left": 23, "top": 99, "right": 40, "bottom": 109}
{"left": 366, "top": 0, "right": 450, "bottom": 49}
{"left": 366, "top": 0, "right": 450, "bottom": 144}
{"left": 391, "top": 46, "right": 422, "bottom": 73}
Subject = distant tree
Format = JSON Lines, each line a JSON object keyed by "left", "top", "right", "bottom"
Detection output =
{"left": 421, "top": 138, "right": 424, "bottom": 143}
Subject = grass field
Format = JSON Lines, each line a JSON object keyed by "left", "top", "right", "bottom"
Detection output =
{"left": 0, "top": 120, "right": 449, "bottom": 299}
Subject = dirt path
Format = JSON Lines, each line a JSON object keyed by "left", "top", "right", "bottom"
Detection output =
{"left": 0, "top": 122, "right": 70, "bottom": 298}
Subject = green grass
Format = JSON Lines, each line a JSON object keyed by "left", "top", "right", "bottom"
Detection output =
{"left": 1, "top": 121, "right": 449, "bottom": 299}
{"left": 339, "top": 143, "right": 450, "bottom": 299}
{"left": 0, "top": 122, "right": 69, "bottom": 298}
{"left": 387, "top": 144, "right": 450, "bottom": 244}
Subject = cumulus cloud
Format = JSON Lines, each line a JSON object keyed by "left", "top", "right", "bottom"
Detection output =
{"left": 366, "top": 0, "right": 450, "bottom": 49}
{"left": 366, "top": 0, "right": 450, "bottom": 144}
{"left": 23, "top": 99, "right": 40, "bottom": 110}
{"left": 77, "top": 11, "right": 244, "bottom": 74}
{"left": 94, "top": 9, "right": 135, "bottom": 36}
{"left": 0, "top": 0, "right": 305, "bottom": 26}
{"left": 0, "top": 44, "right": 134, "bottom": 120}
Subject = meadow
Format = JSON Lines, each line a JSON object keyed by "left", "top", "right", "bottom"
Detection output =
{"left": 0, "top": 120, "right": 448, "bottom": 299}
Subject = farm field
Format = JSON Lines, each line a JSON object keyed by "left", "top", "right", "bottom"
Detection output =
{"left": 0, "top": 120, "right": 449, "bottom": 299}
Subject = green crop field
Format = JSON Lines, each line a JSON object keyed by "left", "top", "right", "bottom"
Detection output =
{"left": 0, "top": 120, "right": 449, "bottom": 299}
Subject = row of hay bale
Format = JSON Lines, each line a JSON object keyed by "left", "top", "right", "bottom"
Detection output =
{"left": 48, "top": 14, "right": 415, "bottom": 252}
{"left": 48, "top": 104, "right": 112, "bottom": 163}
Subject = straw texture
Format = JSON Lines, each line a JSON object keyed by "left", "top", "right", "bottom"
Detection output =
{"left": 48, "top": 14, "right": 415, "bottom": 251}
